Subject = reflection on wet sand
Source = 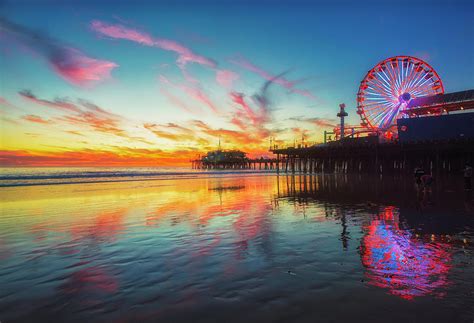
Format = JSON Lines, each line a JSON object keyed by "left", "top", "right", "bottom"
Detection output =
{"left": 275, "top": 174, "right": 473, "bottom": 300}
{"left": 0, "top": 174, "right": 473, "bottom": 322}
{"left": 361, "top": 206, "right": 451, "bottom": 300}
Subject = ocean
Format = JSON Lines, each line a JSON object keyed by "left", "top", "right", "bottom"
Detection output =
{"left": 0, "top": 167, "right": 276, "bottom": 187}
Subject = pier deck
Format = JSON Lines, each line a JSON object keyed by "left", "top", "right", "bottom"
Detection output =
{"left": 271, "top": 138, "right": 474, "bottom": 174}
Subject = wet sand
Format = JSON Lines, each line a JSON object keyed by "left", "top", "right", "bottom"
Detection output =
{"left": 0, "top": 174, "right": 473, "bottom": 322}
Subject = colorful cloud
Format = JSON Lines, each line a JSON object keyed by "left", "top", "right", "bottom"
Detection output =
{"left": 0, "top": 148, "right": 199, "bottom": 167}
{"left": 216, "top": 69, "right": 239, "bottom": 88}
{"left": 91, "top": 20, "right": 216, "bottom": 69}
{"left": 21, "top": 114, "right": 52, "bottom": 125}
{"left": 289, "top": 116, "right": 336, "bottom": 128}
{"left": 0, "top": 18, "right": 117, "bottom": 86}
{"left": 230, "top": 55, "right": 315, "bottom": 99}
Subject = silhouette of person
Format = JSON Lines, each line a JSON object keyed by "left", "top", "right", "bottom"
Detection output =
{"left": 464, "top": 163, "right": 472, "bottom": 191}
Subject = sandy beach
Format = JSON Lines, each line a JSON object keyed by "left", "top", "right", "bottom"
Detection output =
{"left": 1, "top": 170, "right": 473, "bottom": 322}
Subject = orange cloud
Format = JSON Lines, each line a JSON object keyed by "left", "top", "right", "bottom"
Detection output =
{"left": 192, "top": 119, "right": 270, "bottom": 147}
{"left": 144, "top": 122, "right": 210, "bottom": 146}
{"left": 18, "top": 91, "right": 153, "bottom": 144}
{"left": 19, "top": 90, "right": 83, "bottom": 113}
{"left": 0, "top": 148, "right": 199, "bottom": 167}
{"left": 289, "top": 116, "right": 336, "bottom": 128}
{"left": 21, "top": 114, "right": 52, "bottom": 124}
{"left": 159, "top": 75, "right": 218, "bottom": 114}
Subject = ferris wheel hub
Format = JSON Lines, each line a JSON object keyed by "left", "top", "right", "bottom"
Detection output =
{"left": 399, "top": 92, "right": 411, "bottom": 103}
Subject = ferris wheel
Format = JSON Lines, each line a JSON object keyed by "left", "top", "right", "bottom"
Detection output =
{"left": 356, "top": 56, "right": 444, "bottom": 132}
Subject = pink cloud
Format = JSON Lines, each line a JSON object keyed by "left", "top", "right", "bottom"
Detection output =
{"left": 230, "top": 116, "right": 247, "bottom": 130}
{"left": 230, "top": 92, "right": 258, "bottom": 122}
{"left": 0, "top": 97, "right": 20, "bottom": 111}
{"left": 160, "top": 88, "right": 196, "bottom": 113}
{"left": 230, "top": 92, "right": 270, "bottom": 128}
{"left": 51, "top": 48, "right": 117, "bottom": 86}
{"left": 159, "top": 75, "right": 217, "bottom": 114}
{"left": 216, "top": 69, "right": 239, "bottom": 88}
{"left": 0, "top": 18, "right": 117, "bottom": 86}
{"left": 230, "top": 55, "right": 315, "bottom": 99}
{"left": 90, "top": 21, "right": 155, "bottom": 46}
{"left": 91, "top": 20, "right": 216, "bottom": 69}
{"left": 183, "top": 86, "right": 218, "bottom": 114}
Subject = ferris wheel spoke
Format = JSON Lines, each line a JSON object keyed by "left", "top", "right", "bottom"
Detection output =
{"left": 405, "top": 71, "right": 422, "bottom": 93}
{"left": 411, "top": 88, "right": 435, "bottom": 98}
{"left": 388, "top": 64, "right": 401, "bottom": 89}
{"left": 410, "top": 78, "right": 435, "bottom": 96}
{"left": 404, "top": 67, "right": 423, "bottom": 91}
{"left": 386, "top": 65, "right": 401, "bottom": 97}
{"left": 370, "top": 105, "right": 393, "bottom": 123}
{"left": 364, "top": 102, "right": 394, "bottom": 109}
{"left": 376, "top": 76, "right": 395, "bottom": 95}
{"left": 409, "top": 82, "right": 434, "bottom": 95}
{"left": 364, "top": 95, "right": 390, "bottom": 101}
{"left": 375, "top": 109, "right": 398, "bottom": 128}
{"left": 407, "top": 76, "right": 425, "bottom": 94}
{"left": 411, "top": 71, "right": 432, "bottom": 89}
{"left": 412, "top": 81, "right": 437, "bottom": 94}
{"left": 380, "top": 69, "right": 395, "bottom": 89}
{"left": 363, "top": 100, "right": 394, "bottom": 108}
{"left": 364, "top": 104, "right": 395, "bottom": 113}
{"left": 400, "top": 61, "right": 404, "bottom": 84}
{"left": 367, "top": 81, "right": 393, "bottom": 101}
{"left": 373, "top": 113, "right": 391, "bottom": 128}
{"left": 364, "top": 104, "right": 391, "bottom": 111}
{"left": 368, "top": 83, "right": 392, "bottom": 101}
{"left": 401, "top": 63, "right": 416, "bottom": 92}
{"left": 396, "top": 64, "right": 404, "bottom": 94}
{"left": 371, "top": 75, "right": 392, "bottom": 94}
{"left": 380, "top": 102, "right": 403, "bottom": 128}
{"left": 361, "top": 99, "right": 393, "bottom": 107}
{"left": 365, "top": 107, "right": 392, "bottom": 115}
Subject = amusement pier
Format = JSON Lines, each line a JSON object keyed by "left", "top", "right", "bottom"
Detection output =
{"left": 192, "top": 56, "right": 474, "bottom": 174}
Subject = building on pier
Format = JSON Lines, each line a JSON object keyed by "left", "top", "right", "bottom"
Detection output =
{"left": 191, "top": 148, "right": 280, "bottom": 170}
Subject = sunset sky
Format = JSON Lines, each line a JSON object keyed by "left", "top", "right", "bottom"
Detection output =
{"left": 1, "top": 0, "right": 473, "bottom": 166}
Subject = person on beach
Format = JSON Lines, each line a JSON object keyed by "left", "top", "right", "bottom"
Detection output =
{"left": 464, "top": 163, "right": 472, "bottom": 190}
{"left": 414, "top": 165, "right": 425, "bottom": 190}
{"left": 421, "top": 173, "right": 434, "bottom": 193}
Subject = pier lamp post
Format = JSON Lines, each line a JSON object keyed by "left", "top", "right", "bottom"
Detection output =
{"left": 337, "top": 103, "right": 348, "bottom": 140}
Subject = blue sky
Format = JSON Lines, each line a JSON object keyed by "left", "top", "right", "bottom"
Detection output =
{"left": 0, "top": 0, "right": 473, "bottom": 165}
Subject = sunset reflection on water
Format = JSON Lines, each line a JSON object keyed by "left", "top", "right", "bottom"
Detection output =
{"left": 0, "top": 174, "right": 473, "bottom": 322}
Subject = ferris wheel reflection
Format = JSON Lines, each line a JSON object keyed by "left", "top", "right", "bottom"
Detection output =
{"left": 360, "top": 206, "right": 452, "bottom": 300}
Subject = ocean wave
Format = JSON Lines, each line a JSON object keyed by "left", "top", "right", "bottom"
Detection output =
{"left": 0, "top": 168, "right": 277, "bottom": 187}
